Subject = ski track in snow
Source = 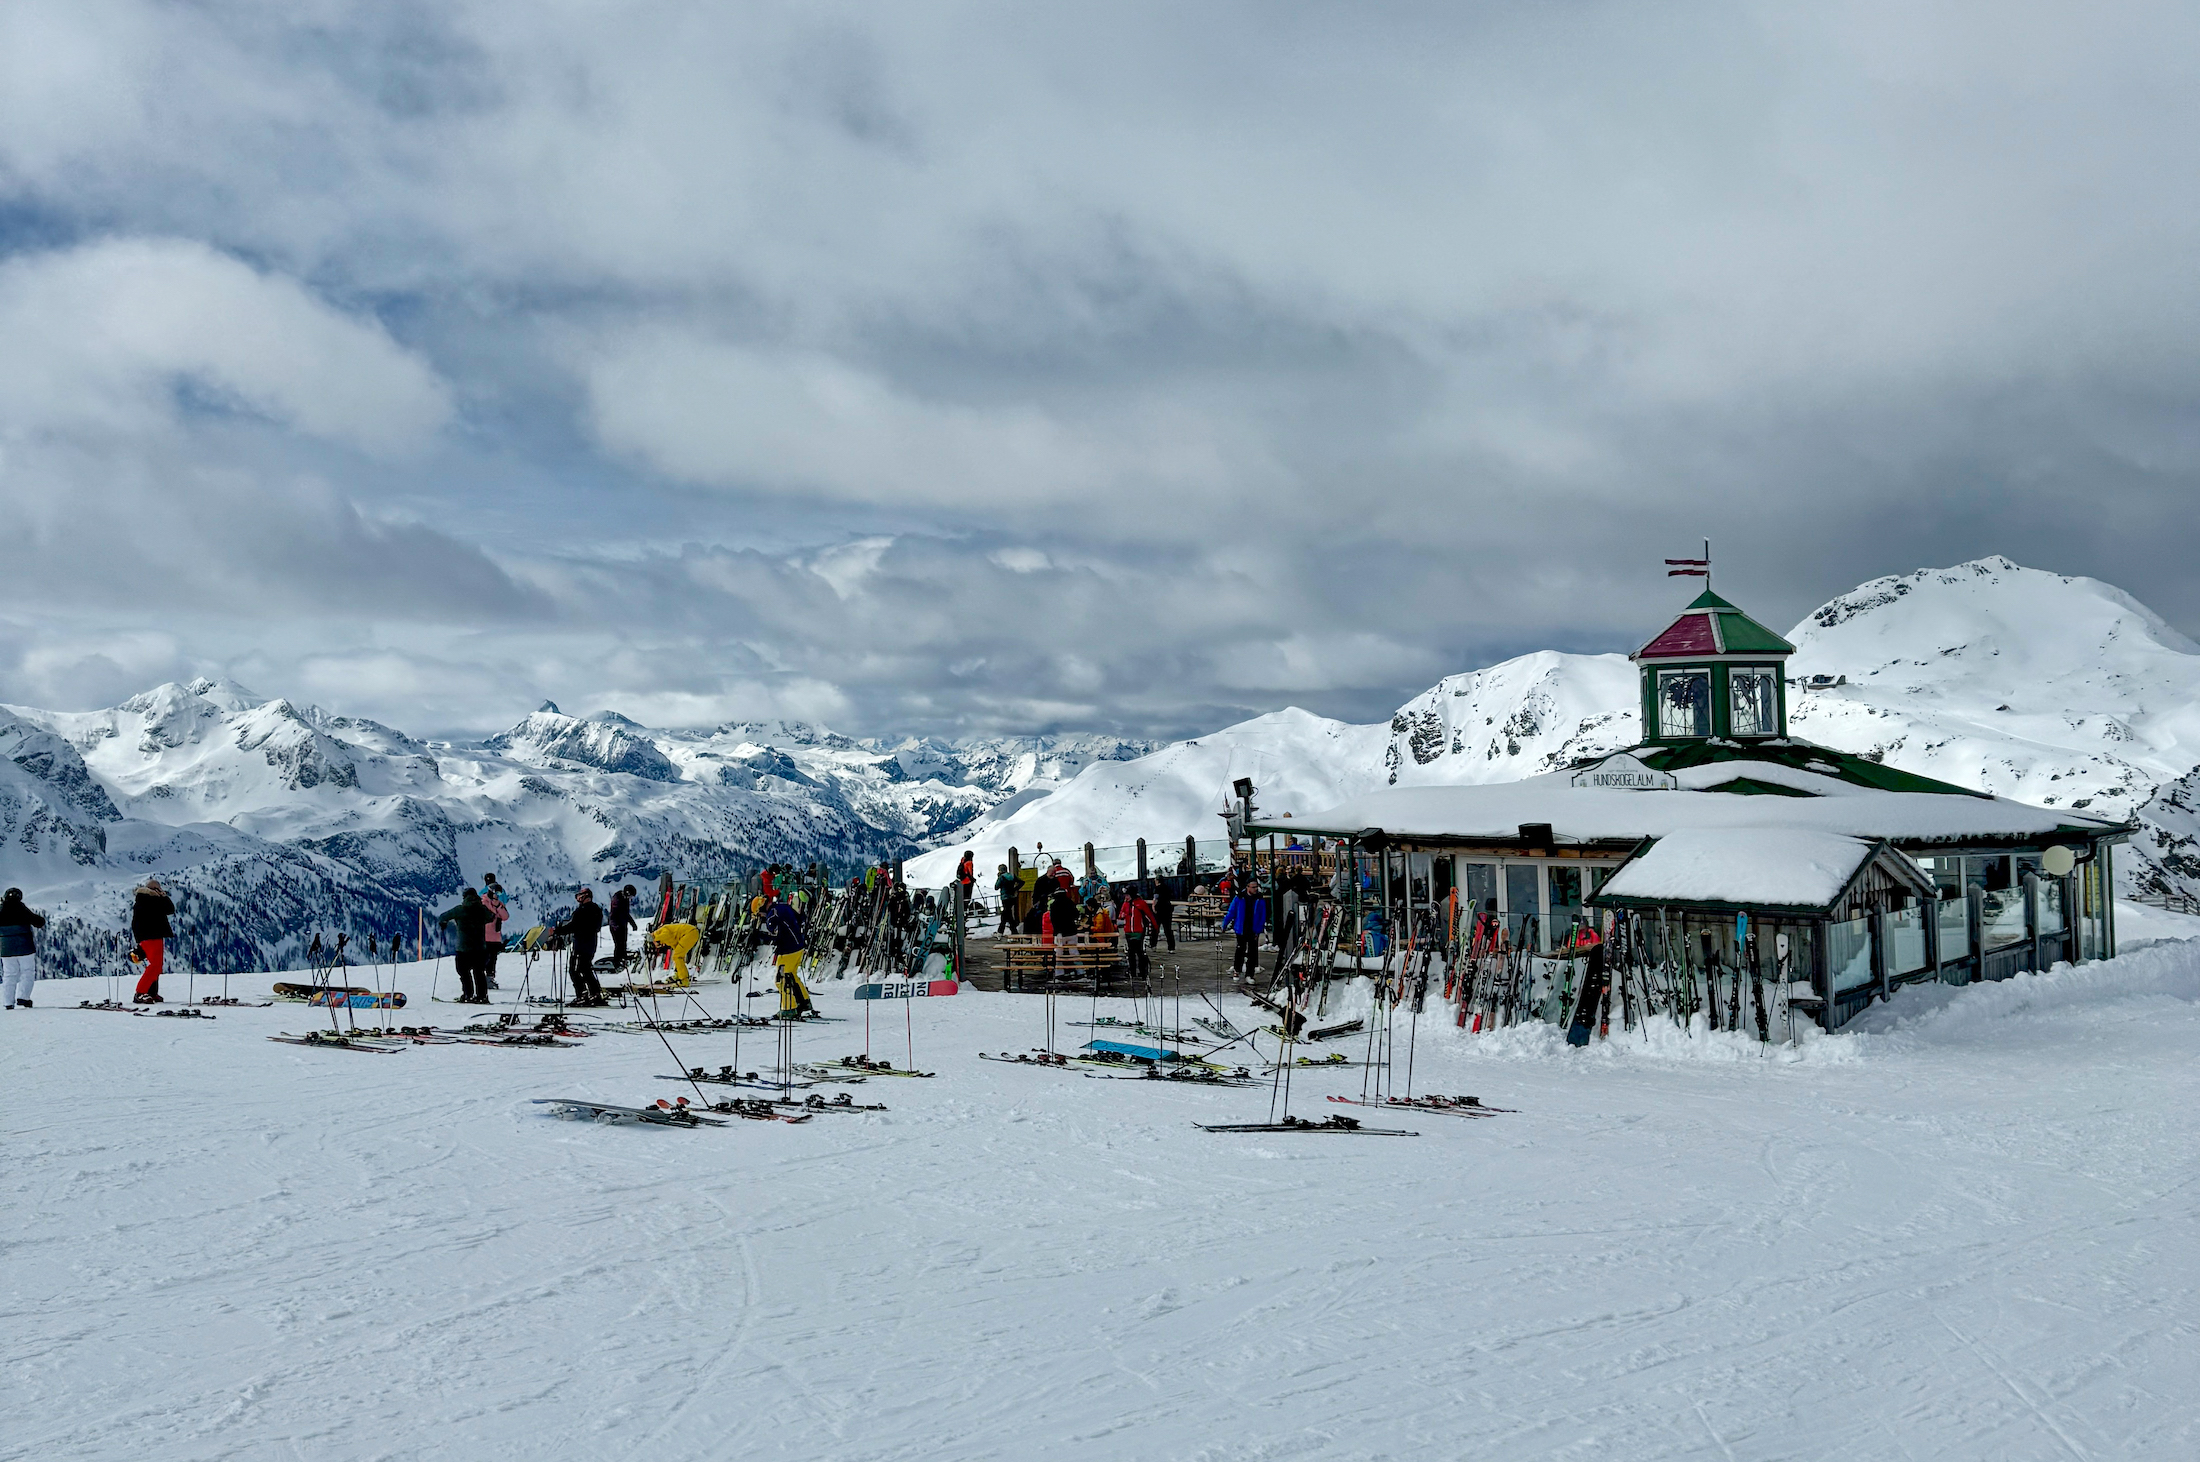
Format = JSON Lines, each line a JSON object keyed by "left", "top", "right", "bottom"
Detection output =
{"left": 5, "top": 948, "right": 2198, "bottom": 1461}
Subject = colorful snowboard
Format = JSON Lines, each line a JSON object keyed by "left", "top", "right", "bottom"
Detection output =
{"left": 307, "top": 990, "right": 406, "bottom": 1009}
{"left": 273, "top": 982, "right": 368, "bottom": 1002}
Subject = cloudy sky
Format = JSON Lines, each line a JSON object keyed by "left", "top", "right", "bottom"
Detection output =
{"left": 1, "top": 2, "right": 2194, "bottom": 740}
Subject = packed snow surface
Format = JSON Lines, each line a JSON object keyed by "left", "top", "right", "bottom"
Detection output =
{"left": 7, "top": 940, "right": 2196, "bottom": 1459}
{"left": 1594, "top": 826, "right": 1884, "bottom": 908}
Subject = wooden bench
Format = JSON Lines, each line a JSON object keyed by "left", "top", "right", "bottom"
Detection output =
{"left": 999, "top": 934, "right": 1124, "bottom": 991}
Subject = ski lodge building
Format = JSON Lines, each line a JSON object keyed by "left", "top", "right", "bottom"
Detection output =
{"left": 1250, "top": 588, "right": 2128, "bottom": 1030}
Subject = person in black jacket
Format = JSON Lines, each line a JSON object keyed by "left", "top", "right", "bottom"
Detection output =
{"left": 132, "top": 877, "right": 177, "bottom": 1003}
{"left": 0, "top": 887, "right": 47, "bottom": 1008}
{"left": 1153, "top": 882, "right": 1176, "bottom": 951}
{"left": 557, "top": 888, "right": 607, "bottom": 1005}
{"left": 438, "top": 888, "right": 496, "bottom": 1003}
{"left": 608, "top": 885, "right": 638, "bottom": 972}
{"left": 1047, "top": 884, "right": 1080, "bottom": 936}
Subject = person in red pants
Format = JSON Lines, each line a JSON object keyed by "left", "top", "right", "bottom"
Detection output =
{"left": 131, "top": 877, "right": 177, "bottom": 1003}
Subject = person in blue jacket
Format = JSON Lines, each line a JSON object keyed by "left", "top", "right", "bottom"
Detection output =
{"left": 1223, "top": 882, "right": 1268, "bottom": 979}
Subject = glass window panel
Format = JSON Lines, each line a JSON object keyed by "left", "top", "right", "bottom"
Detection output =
{"left": 1937, "top": 896, "right": 1970, "bottom": 957}
{"left": 2036, "top": 879, "right": 2065, "bottom": 935}
{"left": 1981, "top": 887, "right": 2028, "bottom": 949}
{"left": 1730, "top": 666, "right": 1780, "bottom": 737}
{"left": 1887, "top": 906, "right": 1929, "bottom": 974}
{"left": 1459, "top": 861, "right": 1498, "bottom": 914}
{"left": 1657, "top": 669, "right": 1711, "bottom": 738}
{"left": 1547, "top": 866, "right": 1584, "bottom": 946}
{"left": 1504, "top": 864, "right": 1542, "bottom": 947}
{"left": 1829, "top": 915, "right": 1875, "bottom": 992}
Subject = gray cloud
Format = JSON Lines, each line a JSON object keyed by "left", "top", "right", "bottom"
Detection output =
{"left": 0, "top": 2, "right": 2195, "bottom": 735}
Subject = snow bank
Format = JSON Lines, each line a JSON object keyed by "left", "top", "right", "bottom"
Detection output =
{"left": 1840, "top": 938, "right": 2200, "bottom": 1044}
{"left": 1321, "top": 937, "right": 2200, "bottom": 1072}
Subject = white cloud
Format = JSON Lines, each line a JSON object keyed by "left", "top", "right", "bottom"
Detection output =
{"left": 581, "top": 328, "right": 1252, "bottom": 512}
{"left": 806, "top": 536, "right": 895, "bottom": 600}
{"left": 0, "top": 3, "right": 2194, "bottom": 739}
{"left": 0, "top": 237, "right": 449, "bottom": 454}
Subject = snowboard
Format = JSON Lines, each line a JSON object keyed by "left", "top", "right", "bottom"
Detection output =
{"left": 853, "top": 978, "right": 959, "bottom": 1001}
{"left": 1566, "top": 945, "right": 1608, "bottom": 1047}
{"left": 273, "top": 982, "right": 369, "bottom": 1002}
{"left": 307, "top": 990, "right": 406, "bottom": 1010}
{"left": 1082, "top": 1038, "right": 1182, "bottom": 1062}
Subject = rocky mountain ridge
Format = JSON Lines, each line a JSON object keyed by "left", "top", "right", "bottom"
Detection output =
{"left": 0, "top": 689, "right": 1152, "bottom": 977}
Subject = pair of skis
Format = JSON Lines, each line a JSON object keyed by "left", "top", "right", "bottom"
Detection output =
{"left": 1327, "top": 1094, "right": 1513, "bottom": 1118}
{"left": 1198, "top": 1113, "right": 1416, "bottom": 1137}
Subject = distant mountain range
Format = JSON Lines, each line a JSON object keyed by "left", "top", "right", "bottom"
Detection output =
{"left": 0, "top": 685, "right": 1150, "bottom": 977}
{"left": 12, "top": 556, "right": 2196, "bottom": 977}
{"left": 905, "top": 559, "right": 2200, "bottom": 900}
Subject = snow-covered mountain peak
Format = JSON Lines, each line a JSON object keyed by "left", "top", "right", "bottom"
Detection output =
{"left": 707, "top": 719, "right": 854, "bottom": 750}
{"left": 1796, "top": 557, "right": 2200, "bottom": 669}
{"left": 1383, "top": 650, "right": 1640, "bottom": 786}
{"left": 483, "top": 707, "right": 679, "bottom": 783}
{"left": 1785, "top": 559, "right": 2200, "bottom": 822}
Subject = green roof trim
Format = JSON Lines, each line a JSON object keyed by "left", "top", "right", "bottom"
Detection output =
{"left": 1686, "top": 588, "right": 1738, "bottom": 611}
{"left": 1636, "top": 740, "right": 1997, "bottom": 799}
{"left": 1713, "top": 614, "right": 1797, "bottom": 655}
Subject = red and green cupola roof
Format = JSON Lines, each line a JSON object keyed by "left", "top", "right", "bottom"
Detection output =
{"left": 1631, "top": 588, "right": 1796, "bottom": 662}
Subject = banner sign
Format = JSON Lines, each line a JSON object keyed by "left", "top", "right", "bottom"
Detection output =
{"left": 1569, "top": 752, "right": 1679, "bottom": 791}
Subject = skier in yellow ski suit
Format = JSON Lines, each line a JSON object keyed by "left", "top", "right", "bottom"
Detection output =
{"left": 651, "top": 922, "right": 702, "bottom": 985}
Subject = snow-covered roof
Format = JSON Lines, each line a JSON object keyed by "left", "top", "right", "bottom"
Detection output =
{"left": 1262, "top": 756, "right": 2122, "bottom": 849}
{"left": 1592, "top": 828, "right": 1897, "bottom": 910}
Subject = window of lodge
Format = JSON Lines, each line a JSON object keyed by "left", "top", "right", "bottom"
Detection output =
{"left": 1730, "top": 665, "right": 1780, "bottom": 737}
{"left": 1657, "top": 668, "right": 1711, "bottom": 738}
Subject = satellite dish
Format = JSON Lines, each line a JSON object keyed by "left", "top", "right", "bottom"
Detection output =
{"left": 2041, "top": 845, "right": 2076, "bottom": 877}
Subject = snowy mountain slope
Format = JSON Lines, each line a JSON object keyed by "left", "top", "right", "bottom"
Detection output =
{"left": 1378, "top": 650, "right": 1641, "bottom": 787}
{"left": 1786, "top": 557, "right": 2200, "bottom": 826}
{"left": 0, "top": 684, "right": 1154, "bottom": 976}
{"left": 910, "top": 560, "right": 2200, "bottom": 895}
{"left": 906, "top": 652, "right": 1640, "bottom": 881}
